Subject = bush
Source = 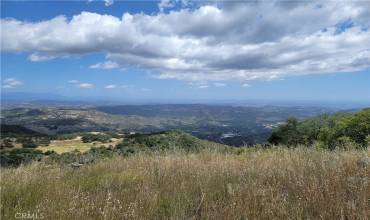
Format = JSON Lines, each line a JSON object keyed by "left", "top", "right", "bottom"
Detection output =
{"left": 81, "top": 133, "right": 111, "bottom": 143}
{"left": 365, "top": 135, "right": 370, "bottom": 148}
{"left": 46, "top": 146, "right": 118, "bottom": 165}
{"left": 52, "top": 133, "right": 79, "bottom": 140}
{"left": 0, "top": 148, "right": 44, "bottom": 167}
{"left": 269, "top": 109, "right": 370, "bottom": 150}
{"left": 22, "top": 141, "right": 38, "bottom": 148}
{"left": 334, "top": 136, "right": 358, "bottom": 150}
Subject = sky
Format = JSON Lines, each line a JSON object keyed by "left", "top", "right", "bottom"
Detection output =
{"left": 1, "top": 0, "right": 370, "bottom": 103}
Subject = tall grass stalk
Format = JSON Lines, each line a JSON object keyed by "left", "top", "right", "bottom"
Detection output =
{"left": 1, "top": 147, "right": 369, "bottom": 219}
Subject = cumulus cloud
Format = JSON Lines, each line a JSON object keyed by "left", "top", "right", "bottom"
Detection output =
{"left": 158, "top": 0, "right": 175, "bottom": 12}
{"left": 104, "top": 84, "right": 117, "bottom": 89}
{"left": 89, "top": 61, "right": 119, "bottom": 69}
{"left": 158, "top": 0, "right": 192, "bottom": 12}
{"left": 77, "top": 83, "right": 94, "bottom": 89}
{"left": 242, "top": 83, "right": 250, "bottom": 87}
{"left": 104, "top": 0, "right": 114, "bottom": 7}
{"left": 1, "top": 1, "right": 370, "bottom": 81}
{"left": 2, "top": 78, "right": 23, "bottom": 89}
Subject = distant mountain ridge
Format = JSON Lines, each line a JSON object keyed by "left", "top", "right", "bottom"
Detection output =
{"left": 1, "top": 104, "right": 338, "bottom": 146}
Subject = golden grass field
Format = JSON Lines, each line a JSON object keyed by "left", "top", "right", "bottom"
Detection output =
{"left": 36, "top": 136, "right": 123, "bottom": 154}
{"left": 1, "top": 147, "right": 369, "bottom": 220}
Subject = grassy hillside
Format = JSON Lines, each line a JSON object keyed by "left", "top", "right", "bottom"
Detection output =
{"left": 1, "top": 148, "right": 369, "bottom": 220}
{"left": 0, "top": 131, "right": 226, "bottom": 167}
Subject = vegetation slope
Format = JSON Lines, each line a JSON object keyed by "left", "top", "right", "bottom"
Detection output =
{"left": 1, "top": 148, "right": 369, "bottom": 220}
{"left": 269, "top": 108, "right": 370, "bottom": 149}
{"left": 0, "top": 108, "right": 369, "bottom": 219}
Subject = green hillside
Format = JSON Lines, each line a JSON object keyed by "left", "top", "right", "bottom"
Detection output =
{"left": 117, "top": 130, "right": 224, "bottom": 154}
{"left": 0, "top": 130, "right": 226, "bottom": 167}
{"left": 269, "top": 108, "right": 370, "bottom": 149}
{"left": 0, "top": 124, "right": 44, "bottom": 137}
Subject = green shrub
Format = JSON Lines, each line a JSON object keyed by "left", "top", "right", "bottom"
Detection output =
{"left": 0, "top": 148, "right": 44, "bottom": 167}
{"left": 269, "top": 108, "right": 370, "bottom": 150}
{"left": 22, "top": 141, "right": 38, "bottom": 148}
{"left": 81, "top": 133, "right": 111, "bottom": 143}
{"left": 365, "top": 135, "right": 370, "bottom": 148}
{"left": 334, "top": 136, "right": 358, "bottom": 150}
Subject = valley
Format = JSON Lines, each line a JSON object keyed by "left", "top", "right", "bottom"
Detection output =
{"left": 1, "top": 104, "right": 334, "bottom": 146}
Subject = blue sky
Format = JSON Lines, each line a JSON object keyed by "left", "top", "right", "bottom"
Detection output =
{"left": 1, "top": 1, "right": 370, "bottom": 103}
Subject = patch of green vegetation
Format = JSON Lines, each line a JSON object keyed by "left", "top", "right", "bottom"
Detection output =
{"left": 81, "top": 133, "right": 112, "bottom": 143}
{"left": 116, "top": 130, "right": 217, "bottom": 155}
{"left": 17, "top": 137, "right": 51, "bottom": 148}
{"left": 0, "top": 130, "right": 223, "bottom": 167}
{"left": 47, "top": 147, "right": 117, "bottom": 165}
{"left": 269, "top": 108, "right": 370, "bottom": 149}
{"left": 0, "top": 148, "right": 44, "bottom": 167}
{"left": 0, "top": 124, "right": 43, "bottom": 137}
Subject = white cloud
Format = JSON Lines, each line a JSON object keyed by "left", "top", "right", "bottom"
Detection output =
{"left": 89, "top": 61, "right": 119, "bottom": 69}
{"left": 158, "top": 0, "right": 192, "bottom": 12}
{"left": 28, "top": 53, "right": 55, "bottom": 62}
{"left": 77, "top": 83, "right": 94, "bottom": 89}
{"left": 104, "top": 0, "right": 114, "bottom": 7}
{"left": 158, "top": 0, "right": 175, "bottom": 12}
{"left": 68, "top": 80, "right": 79, "bottom": 84}
{"left": 242, "top": 83, "right": 250, "bottom": 87}
{"left": 1, "top": 2, "right": 370, "bottom": 81}
{"left": 104, "top": 84, "right": 117, "bottom": 89}
{"left": 2, "top": 78, "right": 23, "bottom": 89}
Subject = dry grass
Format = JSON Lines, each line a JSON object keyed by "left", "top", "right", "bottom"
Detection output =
{"left": 1, "top": 147, "right": 369, "bottom": 220}
{"left": 36, "top": 137, "right": 123, "bottom": 154}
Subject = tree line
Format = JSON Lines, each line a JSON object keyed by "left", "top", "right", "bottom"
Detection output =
{"left": 268, "top": 108, "right": 370, "bottom": 149}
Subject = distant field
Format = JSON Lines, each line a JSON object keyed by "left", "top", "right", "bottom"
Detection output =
{"left": 1, "top": 148, "right": 369, "bottom": 220}
{"left": 37, "top": 136, "right": 123, "bottom": 154}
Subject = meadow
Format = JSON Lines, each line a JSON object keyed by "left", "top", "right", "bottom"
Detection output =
{"left": 36, "top": 136, "right": 123, "bottom": 154}
{"left": 1, "top": 147, "right": 369, "bottom": 220}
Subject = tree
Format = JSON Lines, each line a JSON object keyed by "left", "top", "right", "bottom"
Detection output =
{"left": 268, "top": 117, "right": 301, "bottom": 146}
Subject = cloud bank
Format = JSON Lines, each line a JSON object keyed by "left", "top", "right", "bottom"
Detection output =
{"left": 1, "top": 1, "right": 370, "bottom": 81}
